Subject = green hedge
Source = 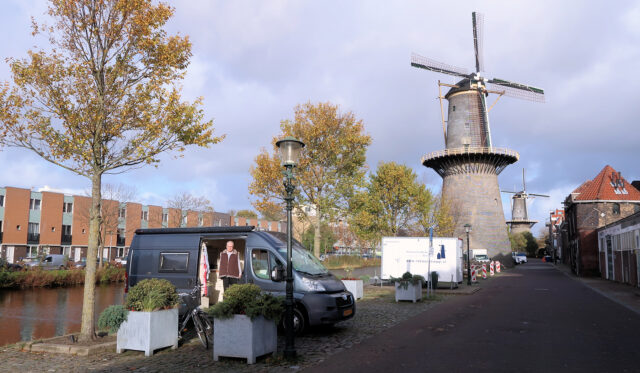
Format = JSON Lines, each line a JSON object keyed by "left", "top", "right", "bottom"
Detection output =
{"left": 0, "top": 267, "right": 126, "bottom": 289}
{"left": 323, "top": 255, "right": 381, "bottom": 270}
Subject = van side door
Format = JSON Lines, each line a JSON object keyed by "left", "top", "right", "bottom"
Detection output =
{"left": 248, "top": 248, "right": 285, "bottom": 294}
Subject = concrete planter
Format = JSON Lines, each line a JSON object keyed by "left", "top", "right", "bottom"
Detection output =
{"left": 395, "top": 280, "right": 422, "bottom": 303}
{"left": 116, "top": 308, "right": 178, "bottom": 356}
{"left": 213, "top": 315, "right": 277, "bottom": 364}
{"left": 342, "top": 279, "right": 364, "bottom": 300}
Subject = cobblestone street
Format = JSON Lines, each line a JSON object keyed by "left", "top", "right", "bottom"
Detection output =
{"left": 0, "top": 286, "right": 448, "bottom": 373}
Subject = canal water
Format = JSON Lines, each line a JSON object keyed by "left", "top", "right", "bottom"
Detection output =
{"left": 0, "top": 284, "right": 124, "bottom": 346}
{"left": 0, "top": 267, "right": 381, "bottom": 346}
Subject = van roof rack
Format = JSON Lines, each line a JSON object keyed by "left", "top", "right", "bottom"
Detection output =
{"left": 134, "top": 226, "right": 256, "bottom": 235}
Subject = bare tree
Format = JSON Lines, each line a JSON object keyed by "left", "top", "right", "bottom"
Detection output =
{"left": 82, "top": 184, "right": 137, "bottom": 267}
{"left": 166, "top": 192, "right": 214, "bottom": 227}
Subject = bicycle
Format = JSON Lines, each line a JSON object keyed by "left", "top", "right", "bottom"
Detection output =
{"left": 178, "top": 284, "right": 213, "bottom": 349}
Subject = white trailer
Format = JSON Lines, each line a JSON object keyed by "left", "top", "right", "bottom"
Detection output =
{"left": 381, "top": 236, "right": 463, "bottom": 287}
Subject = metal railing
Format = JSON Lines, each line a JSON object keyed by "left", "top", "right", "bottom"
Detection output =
{"left": 27, "top": 233, "right": 40, "bottom": 244}
{"left": 61, "top": 234, "right": 72, "bottom": 245}
{"left": 421, "top": 147, "right": 519, "bottom": 163}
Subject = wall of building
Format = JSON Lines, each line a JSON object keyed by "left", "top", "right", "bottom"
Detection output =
{"left": 597, "top": 212, "right": 640, "bottom": 287}
{"left": 0, "top": 185, "right": 284, "bottom": 264}
{"left": 566, "top": 201, "right": 640, "bottom": 276}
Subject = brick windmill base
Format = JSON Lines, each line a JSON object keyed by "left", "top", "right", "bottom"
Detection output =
{"left": 423, "top": 148, "right": 518, "bottom": 262}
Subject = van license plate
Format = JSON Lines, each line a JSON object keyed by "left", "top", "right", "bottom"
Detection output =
{"left": 343, "top": 308, "right": 352, "bottom": 316}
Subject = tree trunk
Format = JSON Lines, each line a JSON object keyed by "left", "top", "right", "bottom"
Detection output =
{"left": 313, "top": 218, "right": 321, "bottom": 258}
{"left": 79, "top": 172, "right": 102, "bottom": 341}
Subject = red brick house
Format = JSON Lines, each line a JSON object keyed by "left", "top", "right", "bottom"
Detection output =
{"left": 563, "top": 166, "right": 640, "bottom": 276}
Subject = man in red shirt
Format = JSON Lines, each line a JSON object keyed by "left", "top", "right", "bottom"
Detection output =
{"left": 219, "top": 241, "right": 242, "bottom": 290}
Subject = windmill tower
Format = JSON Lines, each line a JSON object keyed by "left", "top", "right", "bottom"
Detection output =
{"left": 413, "top": 12, "right": 544, "bottom": 262}
{"left": 502, "top": 169, "right": 549, "bottom": 235}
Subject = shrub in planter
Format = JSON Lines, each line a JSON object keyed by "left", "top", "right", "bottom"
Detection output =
{"left": 392, "top": 272, "right": 424, "bottom": 303}
{"left": 391, "top": 271, "right": 425, "bottom": 290}
{"left": 341, "top": 277, "right": 364, "bottom": 300}
{"left": 98, "top": 305, "right": 129, "bottom": 333}
{"left": 209, "top": 283, "right": 283, "bottom": 321}
{"left": 117, "top": 279, "right": 179, "bottom": 356}
{"left": 209, "top": 284, "right": 283, "bottom": 364}
{"left": 125, "top": 278, "right": 180, "bottom": 311}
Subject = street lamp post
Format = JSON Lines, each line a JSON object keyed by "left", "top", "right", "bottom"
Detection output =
{"left": 276, "top": 136, "right": 305, "bottom": 360}
{"left": 464, "top": 224, "right": 472, "bottom": 286}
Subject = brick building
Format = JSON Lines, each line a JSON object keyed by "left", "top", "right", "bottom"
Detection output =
{"left": 562, "top": 166, "right": 640, "bottom": 276}
{"left": 0, "top": 186, "right": 284, "bottom": 264}
{"left": 547, "top": 208, "right": 565, "bottom": 261}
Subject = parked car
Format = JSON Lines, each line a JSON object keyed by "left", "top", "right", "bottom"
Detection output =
{"left": 74, "top": 257, "right": 100, "bottom": 269}
{"left": 0, "top": 259, "right": 23, "bottom": 271}
{"left": 512, "top": 252, "right": 527, "bottom": 264}
{"left": 114, "top": 256, "right": 127, "bottom": 266}
{"left": 26, "top": 254, "right": 68, "bottom": 270}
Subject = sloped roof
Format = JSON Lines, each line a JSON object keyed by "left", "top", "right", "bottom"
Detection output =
{"left": 571, "top": 165, "right": 640, "bottom": 201}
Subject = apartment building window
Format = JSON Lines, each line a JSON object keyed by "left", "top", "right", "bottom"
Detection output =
{"left": 0, "top": 195, "right": 4, "bottom": 207}
{"left": 162, "top": 213, "right": 168, "bottom": 223}
{"left": 63, "top": 202, "right": 73, "bottom": 213}
{"left": 61, "top": 225, "right": 72, "bottom": 245}
{"left": 181, "top": 215, "right": 187, "bottom": 226}
{"left": 117, "top": 228, "right": 126, "bottom": 246}
{"left": 29, "top": 198, "right": 41, "bottom": 210}
{"left": 28, "top": 222, "right": 40, "bottom": 234}
{"left": 198, "top": 216, "right": 203, "bottom": 226}
{"left": 119, "top": 207, "right": 126, "bottom": 219}
{"left": 141, "top": 211, "right": 148, "bottom": 221}
{"left": 28, "top": 223, "right": 40, "bottom": 244}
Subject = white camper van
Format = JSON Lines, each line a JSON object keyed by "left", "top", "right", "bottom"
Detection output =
{"left": 381, "top": 237, "right": 463, "bottom": 287}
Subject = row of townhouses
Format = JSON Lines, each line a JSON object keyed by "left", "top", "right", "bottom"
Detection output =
{"left": 0, "top": 186, "right": 285, "bottom": 264}
{"left": 547, "top": 165, "right": 640, "bottom": 288}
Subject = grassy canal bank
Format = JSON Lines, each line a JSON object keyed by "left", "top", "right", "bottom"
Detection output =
{"left": 0, "top": 266, "right": 125, "bottom": 289}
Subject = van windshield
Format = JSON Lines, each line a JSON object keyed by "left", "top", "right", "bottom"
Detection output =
{"left": 276, "top": 244, "right": 329, "bottom": 276}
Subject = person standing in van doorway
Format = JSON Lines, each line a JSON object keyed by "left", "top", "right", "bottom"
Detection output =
{"left": 219, "top": 241, "right": 242, "bottom": 290}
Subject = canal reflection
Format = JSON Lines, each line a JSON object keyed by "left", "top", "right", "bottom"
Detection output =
{"left": 0, "top": 284, "right": 124, "bottom": 346}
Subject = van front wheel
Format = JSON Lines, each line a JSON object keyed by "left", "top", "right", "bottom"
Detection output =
{"left": 281, "top": 307, "right": 306, "bottom": 335}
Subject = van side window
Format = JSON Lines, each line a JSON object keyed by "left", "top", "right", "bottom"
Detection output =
{"left": 159, "top": 252, "right": 189, "bottom": 272}
{"left": 251, "top": 249, "right": 270, "bottom": 280}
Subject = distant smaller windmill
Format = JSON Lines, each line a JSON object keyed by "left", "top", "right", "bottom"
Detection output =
{"left": 502, "top": 169, "right": 549, "bottom": 234}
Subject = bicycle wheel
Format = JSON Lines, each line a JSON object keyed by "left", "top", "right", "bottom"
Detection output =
{"left": 192, "top": 312, "right": 208, "bottom": 349}
{"left": 199, "top": 311, "right": 213, "bottom": 347}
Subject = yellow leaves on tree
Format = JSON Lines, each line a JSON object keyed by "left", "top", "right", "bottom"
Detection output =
{"left": 349, "top": 162, "right": 434, "bottom": 243}
{"left": 0, "top": 0, "right": 221, "bottom": 341}
{"left": 249, "top": 102, "right": 371, "bottom": 257}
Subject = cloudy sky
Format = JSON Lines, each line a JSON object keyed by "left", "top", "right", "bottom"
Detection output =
{"left": 1, "top": 0, "right": 639, "bottom": 236}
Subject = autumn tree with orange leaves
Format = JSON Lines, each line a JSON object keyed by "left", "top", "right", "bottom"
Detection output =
{"left": 0, "top": 0, "right": 221, "bottom": 341}
{"left": 249, "top": 102, "right": 371, "bottom": 258}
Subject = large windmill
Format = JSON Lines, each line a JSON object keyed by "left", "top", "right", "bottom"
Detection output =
{"left": 414, "top": 12, "right": 544, "bottom": 262}
{"left": 502, "top": 169, "right": 549, "bottom": 234}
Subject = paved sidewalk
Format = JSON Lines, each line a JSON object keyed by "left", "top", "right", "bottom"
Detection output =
{"left": 553, "top": 261, "right": 640, "bottom": 315}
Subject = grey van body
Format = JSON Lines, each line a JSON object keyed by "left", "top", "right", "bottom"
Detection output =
{"left": 27, "top": 254, "right": 67, "bottom": 270}
{"left": 126, "top": 226, "right": 355, "bottom": 329}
